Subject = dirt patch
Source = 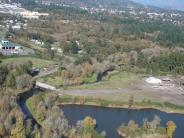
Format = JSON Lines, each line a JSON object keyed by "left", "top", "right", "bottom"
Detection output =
{"left": 62, "top": 78, "right": 184, "bottom": 106}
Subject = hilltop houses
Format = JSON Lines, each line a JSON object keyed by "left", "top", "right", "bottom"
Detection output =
{"left": 0, "top": 3, "right": 49, "bottom": 20}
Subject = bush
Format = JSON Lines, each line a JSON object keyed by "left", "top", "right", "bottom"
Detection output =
{"left": 83, "top": 74, "right": 98, "bottom": 84}
{"left": 16, "top": 74, "right": 32, "bottom": 89}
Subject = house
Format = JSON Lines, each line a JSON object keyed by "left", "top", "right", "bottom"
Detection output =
{"left": 12, "top": 24, "right": 21, "bottom": 31}
{"left": 162, "top": 77, "right": 172, "bottom": 82}
{"left": 30, "top": 39, "right": 44, "bottom": 45}
{"left": 0, "top": 40, "right": 21, "bottom": 54}
{"left": 19, "top": 11, "right": 49, "bottom": 19}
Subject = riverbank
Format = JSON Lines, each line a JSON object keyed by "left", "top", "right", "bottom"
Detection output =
{"left": 25, "top": 91, "right": 184, "bottom": 138}
{"left": 117, "top": 128, "right": 167, "bottom": 138}
{"left": 58, "top": 94, "right": 184, "bottom": 115}
{"left": 25, "top": 91, "right": 184, "bottom": 126}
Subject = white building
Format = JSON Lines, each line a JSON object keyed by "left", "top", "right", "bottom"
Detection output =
{"left": 146, "top": 77, "right": 162, "bottom": 84}
{"left": 0, "top": 40, "right": 21, "bottom": 51}
{"left": 30, "top": 39, "right": 44, "bottom": 45}
{"left": 12, "top": 24, "right": 21, "bottom": 31}
{"left": 19, "top": 11, "right": 49, "bottom": 19}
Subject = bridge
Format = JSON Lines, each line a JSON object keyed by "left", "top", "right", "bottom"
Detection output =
{"left": 35, "top": 81, "right": 56, "bottom": 91}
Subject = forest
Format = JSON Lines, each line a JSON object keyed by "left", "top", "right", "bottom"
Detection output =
{"left": 3, "top": 0, "right": 183, "bottom": 88}
{"left": 0, "top": 61, "right": 105, "bottom": 138}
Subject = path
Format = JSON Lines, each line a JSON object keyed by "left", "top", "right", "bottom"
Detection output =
{"left": 33, "top": 67, "right": 58, "bottom": 80}
{"left": 62, "top": 79, "right": 184, "bottom": 106}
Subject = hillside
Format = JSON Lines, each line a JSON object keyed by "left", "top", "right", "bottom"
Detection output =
{"left": 37, "top": 0, "right": 142, "bottom": 9}
{"left": 133, "top": 0, "right": 184, "bottom": 11}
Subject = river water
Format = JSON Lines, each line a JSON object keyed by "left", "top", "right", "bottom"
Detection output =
{"left": 17, "top": 89, "right": 184, "bottom": 138}
{"left": 62, "top": 105, "right": 184, "bottom": 138}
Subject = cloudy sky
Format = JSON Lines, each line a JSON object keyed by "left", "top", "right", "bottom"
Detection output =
{"left": 132, "top": 0, "right": 184, "bottom": 11}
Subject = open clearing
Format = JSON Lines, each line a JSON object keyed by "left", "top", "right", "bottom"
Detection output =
{"left": 61, "top": 72, "right": 184, "bottom": 106}
{"left": 65, "top": 72, "right": 140, "bottom": 90}
{"left": 37, "top": 71, "right": 184, "bottom": 106}
{"left": 0, "top": 57, "right": 55, "bottom": 68}
{"left": 38, "top": 71, "right": 140, "bottom": 89}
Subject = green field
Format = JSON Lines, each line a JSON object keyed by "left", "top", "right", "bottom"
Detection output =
{"left": 37, "top": 71, "right": 140, "bottom": 90}
{"left": 66, "top": 71, "right": 140, "bottom": 90}
{"left": 0, "top": 57, "right": 55, "bottom": 68}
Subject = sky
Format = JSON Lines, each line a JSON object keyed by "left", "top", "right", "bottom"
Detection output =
{"left": 132, "top": 0, "right": 184, "bottom": 11}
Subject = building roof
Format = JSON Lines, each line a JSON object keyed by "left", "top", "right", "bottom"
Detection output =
{"left": 0, "top": 40, "right": 21, "bottom": 48}
{"left": 146, "top": 77, "right": 162, "bottom": 84}
{"left": 162, "top": 77, "right": 172, "bottom": 81}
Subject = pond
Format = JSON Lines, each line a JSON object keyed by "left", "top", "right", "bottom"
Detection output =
{"left": 62, "top": 105, "right": 184, "bottom": 138}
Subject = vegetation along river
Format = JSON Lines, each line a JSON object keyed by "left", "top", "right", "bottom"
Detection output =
{"left": 17, "top": 88, "right": 184, "bottom": 138}
{"left": 62, "top": 105, "right": 184, "bottom": 138}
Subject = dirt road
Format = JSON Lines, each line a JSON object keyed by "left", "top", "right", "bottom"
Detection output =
{"left": 62, "top": 79, "right": 184, "bottom": 106}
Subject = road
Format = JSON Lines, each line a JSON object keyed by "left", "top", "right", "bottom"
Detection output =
{"left": 63, "top": 79, "right": 184, "bottom": 106}
{"left": 33, "top": 67, "right": 58, "bottom": 80}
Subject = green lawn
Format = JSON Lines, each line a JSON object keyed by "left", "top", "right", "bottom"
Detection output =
{"left": 66, "top": 71, "right": 140, "bottom": 90}
{"left": 1, "top": 57, "right": 55, "bottom": 68}
{"left": 26, "top": 93, "right": 45, "bottom": 125}
{"left": 37, "top": 71, "right": 140, "bottom": 90}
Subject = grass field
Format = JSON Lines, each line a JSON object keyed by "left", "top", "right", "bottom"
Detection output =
{"left": 0, "top": 57, "right": 55, "bottom": 68}
{"left": 37, "top": 71, "right": 140, "bottom": 90}
{"left": 66, "top": 71, "right": 140, "bottom": 90}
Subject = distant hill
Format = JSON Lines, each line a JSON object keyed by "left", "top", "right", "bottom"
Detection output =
{"left": 37, "top": 0, "right": 143, "bottom": 9}
{"left": 3, "top": 0, "right": 184, "bottom": 12}
{"left": 133, "top": 0, "right": 184, "bottom": 11}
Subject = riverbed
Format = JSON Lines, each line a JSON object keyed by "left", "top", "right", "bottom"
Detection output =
{"left": 62, "top": 105, "right": 184, "bottom": 138}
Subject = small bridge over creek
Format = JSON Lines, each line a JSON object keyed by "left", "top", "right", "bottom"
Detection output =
{"left": 35, "top": 81, "right": 57, "bottom": 91}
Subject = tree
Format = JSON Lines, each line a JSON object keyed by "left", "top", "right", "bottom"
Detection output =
{"left": 128, "top": 120, "right": 138, "bottom": 130}
{"left": 33, "top": 125, "right": 41, "bottom": 138}
{"left": 10, "top": 117, "right": 26, "bottom": 138}
{"left": 57, "top": 62, "right": 64, "bottom": 76}
{"left": 16, "top": 74, "right": 32, "bottom": 89}
{"left": 150, "top": 116, "right": 161, "bottom": 133}
{"left": 128, "top": 95, "right": 134, "bottom": 109}
{"left": 166, "top": 121, "right": 176, "bottom": 138}
{"left": 44, "top": 93, "right": 57, "bottom": 108}
{"left": 83, "top": 116, "right": 96, "bottom": 129}
{"left": 142, "top": 118, "right": 150, "bottom": 131}
{"left": 43, "top": 106, "right": 69, "bottom": 138}
{"left": 25, "top": 119, "right": 32, "bottom": 137}
{"left": 79, "top": 96, "right": 85, "bottom": 105}
{"left": 42, "top": 47, "right": 55, "bottom": 60}
{"left": 0, "top": 123, "right": 5, "bottom": 137}
{"left": 82, "top": 63, "right": 93, "bottom": 77}
{"left": 0, "top": 66, "right": 8, "bottom": 86}
{"left": 5, "top": 73, "right": 16, "bottom": 88}
{"left": 130, "top": 57, "right": 136, "bottom": 66}
{"left": 69, "top": 41, "right": 79, "bottom": 54}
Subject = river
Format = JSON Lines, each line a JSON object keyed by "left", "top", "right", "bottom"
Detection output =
{"left": 62, "top": 105, "right": 184, "bottom": 138}
{"left": 17, "top": 89, "right": 184, "bottom": 138}
{"left": 17, "top": 88, "right": 43, "bottom": 127}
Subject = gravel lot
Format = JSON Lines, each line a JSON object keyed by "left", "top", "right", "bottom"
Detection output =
{"left": 62, "top": 78, "right": 184, "bottom": 106}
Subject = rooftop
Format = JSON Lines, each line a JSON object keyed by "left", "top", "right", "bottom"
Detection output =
{"left": 0, "top": 40, "right": 21, "bottom": 48}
